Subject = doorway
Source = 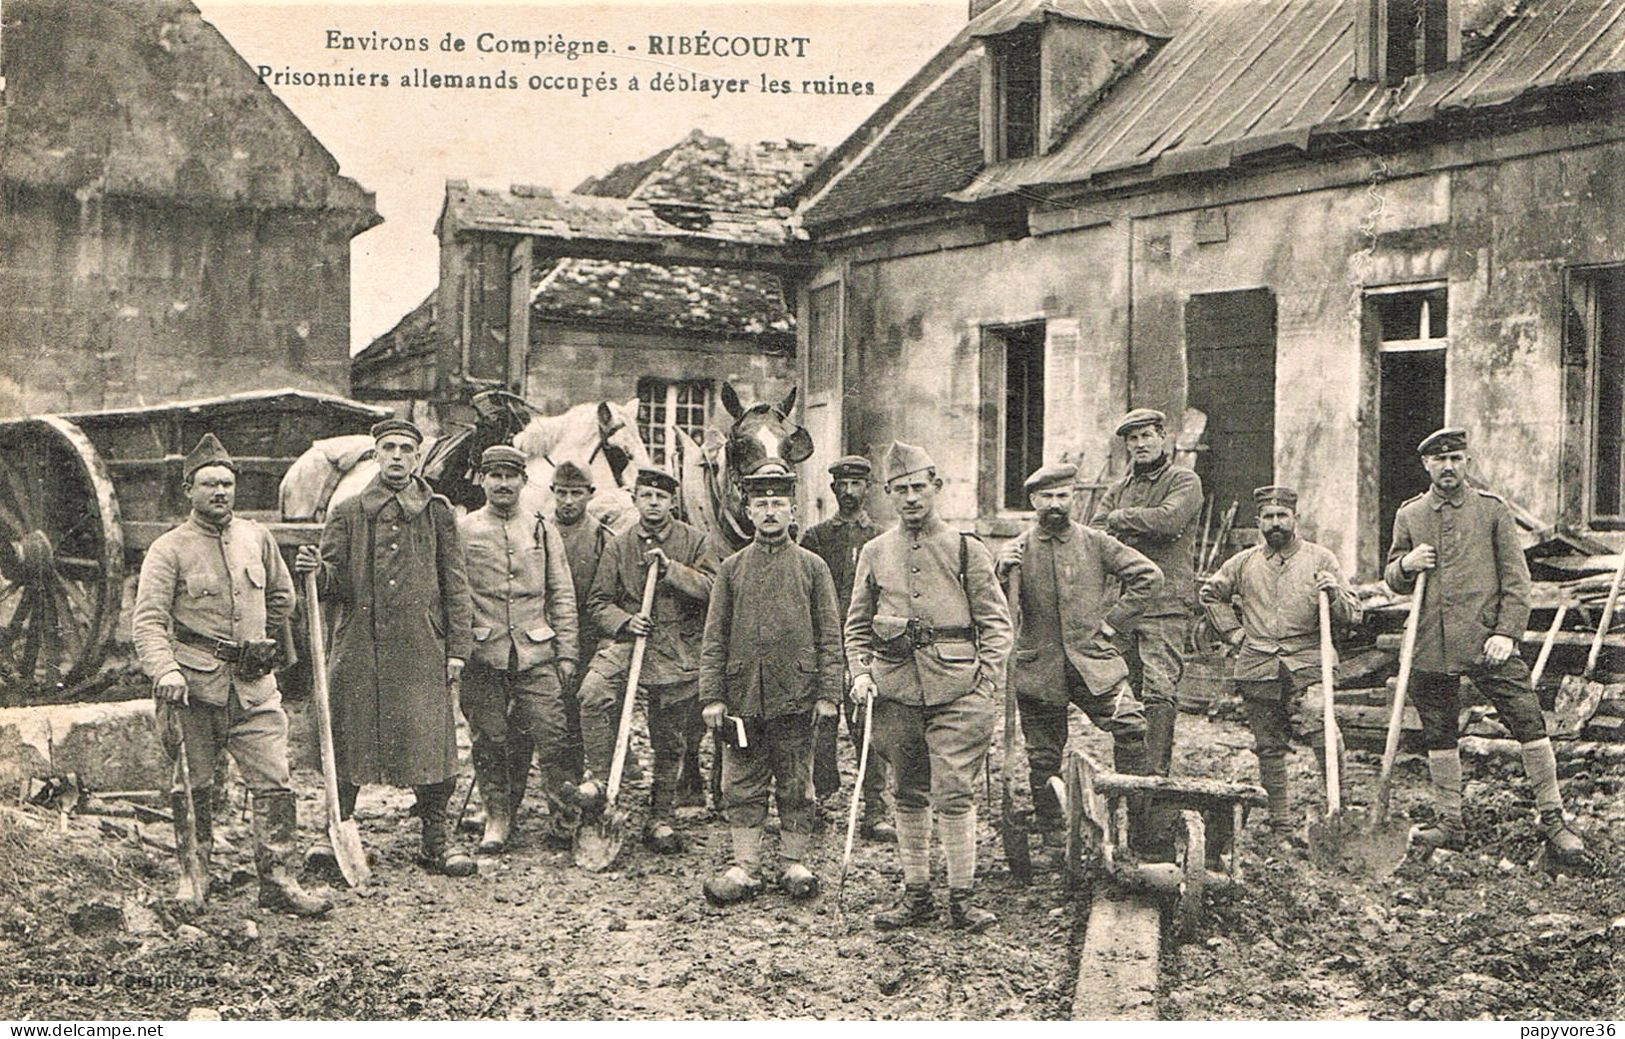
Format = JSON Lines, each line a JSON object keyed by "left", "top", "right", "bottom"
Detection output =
{"left": 1371, "top": 286, "right": 1448, "bottom": 555}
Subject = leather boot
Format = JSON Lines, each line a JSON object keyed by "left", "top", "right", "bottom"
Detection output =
{"left": 1412, "top": 816, "right": 1465, "bottom": 853}
{"left": 252, "top": 790, "right": 333, "bottom": 917}
{"left": 170, "top": 787, "right": 213, "bottom": 903}
{"left": 778, "top": 831, "right": 820, "bottom": 899}
{"left": 415, "top": 781, "right": 477, "bottom": 877}
{"left": 860, "top": 801, "right": 897, "bottom": 843}
{"left": 948, "top": 888, "right": 997, "bottom": 933}
{"left": 472, "top": 742, "right": 512, "bottom": 855}
{"left": 704, "top": 826, "right": 764, "bottom": 905}
{"left": 873, "top": 885, "right": 935, "bottom": 930}
{"left": 1415, "top": 749, "right": 1465, "bottom": 854}
{"left": 1540, "top": 809, "right": 1586, "bottom": 866}
{"left": 1137, "top": 704, "right": 1178, "bottom": 861}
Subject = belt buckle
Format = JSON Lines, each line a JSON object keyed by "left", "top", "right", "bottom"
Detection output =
{"left": 213, "top": 638, "right": 242, "bottom": 662}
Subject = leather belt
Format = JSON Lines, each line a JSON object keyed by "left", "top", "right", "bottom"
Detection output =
{"left": 174, "top": 621, "right": 246, "bottom": 662}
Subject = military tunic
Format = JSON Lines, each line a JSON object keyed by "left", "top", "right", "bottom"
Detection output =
{"left": 132, "top": 514, "right": 297, "bottom": 793}
{"left": 801, "top": 510, "right": 883, "bottom": 801}
{"left": 1201, "top": 538, "right": 1360, "bottom": 683}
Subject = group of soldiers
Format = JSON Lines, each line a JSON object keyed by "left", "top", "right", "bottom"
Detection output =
{"left": 131, "top": 406, "right": 1587, "bottom": 930}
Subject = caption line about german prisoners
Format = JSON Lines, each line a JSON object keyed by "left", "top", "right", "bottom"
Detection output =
{"left": 254, "top": 29, "right": 877, "bottom": 99}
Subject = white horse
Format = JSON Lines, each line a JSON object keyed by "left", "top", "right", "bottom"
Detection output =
{"left": 278, "top": 399, "right": 648, "bottom": 532}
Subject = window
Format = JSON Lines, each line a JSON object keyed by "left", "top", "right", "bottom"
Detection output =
{"left": 990, "top": 28, "right": 1040, "bottom": 162}
{"left": 808, "top": 283, "right": 840, "bottom": 397}
{"left": 1372, "top": 286, "right": 1448, "bottom": 350}
{"left": 637, "top": 378, "right": 710, "bottom": 467}
{"left": 979, "top": 322, "right": 1045, "bottom": 512}
{"left": 1567, "top": 266, "right": 1625, "bottom": 526}
{"left": 1366, "top": 284, "right": 1448, "bottom": 562}
{"left": 1356, "top": 0, "right": 1460, "bottom": 84}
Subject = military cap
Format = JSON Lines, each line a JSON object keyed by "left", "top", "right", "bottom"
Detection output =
{"left": 479, "top": 444, "right": 527, "bottom": 474}
{"left": 1416, "top": 427, "right": 1468, "bottom": 456}
{"left": 370, "top": 417, "right": 424, "bottom": 444}
{"left": 1252, "top": 485, "right": 1299, "bottom": 510}
{"left": 828, "top": 455, "right": 873, "bottom": 480}
{"left": 882, "top": 441, "right": 935, "bottom": 484}
{"left": 183, "top": 433, "right": 237, "bottom": 478}
{"left": 635, "top": 465, "right": 680, "bottom": 495}
{"left": 741, "top": 461, "right": 796, "bottom": 499}
{"left": 1023, "top": 462, "right": 1077, "bottom": 495}
{"left": 550, "top": 460, "right": 594, "bottom": 490}
{"left": 1114, "top": 408, "right": 1167, "bottom": 437}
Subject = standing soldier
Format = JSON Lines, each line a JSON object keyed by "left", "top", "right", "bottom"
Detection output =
{"left": 1199, "top": 486, "right": 1360, "bottom": 838}
{"left": 846, "top": 442, "right": 1012, "bottom": 932}
{"left": 698, "top": 464, "right": 844, "bottom": 904}
{"left": 577, "top": 466, "right": 718, "bottom": 854}
{"left": 995, "top": 463, "right": 1160, "bottom": 863}
{"left": 1090, "top": 409, "right": 1203, "bottom": 836}
{"left": 1385, "top": 429, "right": 1586, "bottom": 864}
{"left": 295, "top": 418, "right": 477, "bottom": 879}
{"left": 801, "top": 455, "right": 893, "bottom": 841}
{"left": 457, "top": 446, "right": 579, "bottom": 855}
{"left": 551, "top": 462, "right": 614, "bottom": 791}
{"left": 132, "top": 434, "right": 331, "bottom": 916}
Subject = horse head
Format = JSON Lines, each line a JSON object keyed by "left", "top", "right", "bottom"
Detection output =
{"left": 719, "top": 383, "right": 812, "bottom": 477}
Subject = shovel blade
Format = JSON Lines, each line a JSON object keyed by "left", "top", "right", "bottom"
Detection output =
{"left": 330, "top": 818, "right": 371, "bottom": 888}
{"left": 1306, "top": 811, "right": 1354, "bottom": 870}
{"left": 574, "top": 809, "right": 628, "bottom": 872}
{"left": 1554, "top": 675, "right": 1609, "bottom": 738}
{"left": 1308, "top": 806, "right": 1410, "bottom": 878}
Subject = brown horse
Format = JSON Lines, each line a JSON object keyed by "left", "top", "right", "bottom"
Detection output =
{"left": 675, "top": 383, "right": 812, "bottom": 554}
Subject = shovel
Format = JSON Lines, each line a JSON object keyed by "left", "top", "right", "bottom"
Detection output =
{"left": 1306, "top": 590, "right": 1356, "bottom": 867}
{"left": 1342, "top": 570, "right": 1427, "bottom": 877}
{"left": 1554, "top": 552, "right": 1625, "bottom": 738}
{"left": 836, "top": 681, "right": 876, "bottom": 918}
{"left": 999, "top": 567, "right": 1032, "bottom": 883}
{"left": 165, "top": 711, "right": 208, "bottom": 908}
{"left": 575, "top": 564, "right": 660, "bottom": 872}
{"left": 304, "top": 570, "right": 370, "bottom": 888}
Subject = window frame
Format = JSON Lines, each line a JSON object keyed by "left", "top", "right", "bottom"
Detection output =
{"left": 637, "top": 377, "right": 712, "bottom": 468}
{"left": 1566, "top": 263, "right": 1625, "bottom": 528}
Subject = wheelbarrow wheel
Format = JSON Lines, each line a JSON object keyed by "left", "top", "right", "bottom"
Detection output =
{"left": 1171, "top": 809, "right": 1206, "bottom": 941}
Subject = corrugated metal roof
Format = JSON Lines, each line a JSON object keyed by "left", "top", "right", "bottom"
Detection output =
{"left": 952, "top": 0, "right": 1625, "bottom": 201}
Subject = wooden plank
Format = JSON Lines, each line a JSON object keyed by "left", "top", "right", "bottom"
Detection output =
{"left": 1090, "top": 772, "right": 1267, "bottom": 807}
{"left": 1073, "top": 895, "right": 1162, "bottom": 1020}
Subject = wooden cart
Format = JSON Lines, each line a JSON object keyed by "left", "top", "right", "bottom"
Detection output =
{"left": 0, "top": 389, "right": 389, "bottom": 703}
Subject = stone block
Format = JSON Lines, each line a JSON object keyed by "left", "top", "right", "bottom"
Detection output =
{"left": 0, "top": 699, "right": 165, "bottom": 793}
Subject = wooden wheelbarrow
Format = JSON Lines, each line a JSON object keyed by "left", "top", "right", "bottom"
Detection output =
{"left": 1058, "top": 751, "right": 1265, "bottom": 940}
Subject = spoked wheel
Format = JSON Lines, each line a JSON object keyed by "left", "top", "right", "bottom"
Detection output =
{"left": 0, "top": 417, "right": 124, "bottom": 703}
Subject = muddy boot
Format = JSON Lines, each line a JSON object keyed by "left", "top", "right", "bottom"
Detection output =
{"left": 1412, "top": 816, "right": 1465, "bottom": 853}
{"left": 778, "top": 831, "right": 820, "bottom": 900}
{"left": 1137, "top": 703, "right": 1178, "bottom": 861}
{"left": 1414, "top": 748, "right": 1465, "bottom": 855}
{"left": 507, "top": 736, "right": 534, "bottom": 829}
{"left": 704, "top": 826, "right": 764, "bottom": 905}
{"left": 873, "top": 885, "right": 935, "bottom": 930}
{"left": 1539, "top": 810, "right": 1586, "bottom": 866}
{"left": 473, "top": 743, "right": 512, "bottom": 856}
{"left": 947, "top": 889, "right": 997, "bottom": 933}
{"left": 576, "top": 777, "right": 606, "bottom": 820}
{"left": 415, "top": 781, "right": 478, "bottom": 877}
{"left": 170, "top": 787, "right": 213, "bottom": 903}
{"left": 1033, "top": 829, "right": 1066, "bottom": 872}
{"left": 252, "top": 790, "right": 333, "bottom": 917}
{"left": 304, "top": 781, "right": 358, "bottom": 876}
{"left": 860, "top": 802, "right": 896, "bottom": 843}
{"left": 644, "top": 820, "right": 685, "bottom": 855}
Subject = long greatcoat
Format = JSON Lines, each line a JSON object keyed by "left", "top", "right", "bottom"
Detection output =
{"left": 316, "top": 474, "right": 473, "bottom": 786}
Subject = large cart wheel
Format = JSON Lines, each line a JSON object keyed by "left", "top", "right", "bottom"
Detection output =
{"left": 0, "top": 417, "right": 124, "bottom": 702}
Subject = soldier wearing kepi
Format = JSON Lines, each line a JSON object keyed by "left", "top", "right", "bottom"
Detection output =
{"left": 846, "top": 441, "right": 1012, "bottom": 932}
{"left": 1090, "top": 409, "right": 1204, "bottom": 795}
{"left": 699, "top": 464, "right": 844, "bottom": 904}
{"left": 1384, "top": 428, "right": 1586, "bottom": 864}
{"left": 801, "top": 454, "right": 893, "bottom": 841}
{"left": 551, "top": 461, "right": 615, "bottom": 789}
{"left": 295, "top": 417, "right": 478, "bottom": 879}
{"left": 1200, "top": 485, "right": 1361, "bottom": 838}
{"left": 132, "top": 434, "right": 330, "bottom": 916}
{"left": 578, "top": 465, "right": 719, "bottom": 854}
{"left": 995, "top": 462, "right": 1160, "bottom": 862}
{"left": 457, "top": 445, "right": 579, "bottom": 855}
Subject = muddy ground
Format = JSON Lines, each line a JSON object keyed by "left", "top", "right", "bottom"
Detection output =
{"left": 1, "top": 707, "right": 1621, "bottom": 1020}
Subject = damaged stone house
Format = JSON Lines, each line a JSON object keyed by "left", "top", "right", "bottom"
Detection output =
{"left": 352, "top": 131, "right": 822, "bottom": 465}
{"left": 0, "top": 0, "right": 379, "bottom": 415}
{"left": 787, "top": 0, "right": 1625, "bottom": 577}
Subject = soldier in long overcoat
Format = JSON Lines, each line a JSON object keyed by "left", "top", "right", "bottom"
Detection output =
{"left": 295, "top": 417, "right": 477, "bottom": 878}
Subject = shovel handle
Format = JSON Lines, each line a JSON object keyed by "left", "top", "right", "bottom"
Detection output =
{"left": 166, "top": 710, "right": 206, "bottom": 905}
{"left": 838, "top": 686, "right": 874, "bottom": 895}
{"left": 1318, "top": 591, "right": 1340, "bottom": 815}
{"left": 1531, "top": 602, "right": 1569, "bottom": 688}
{"left": 1378, "top": 570, "right": 1426, "bottom": 819}
{"left": 1002, "top": 568, "right": 1022, "bottom": 801}
{"left": 606, "top": 564, "right": 660, "bottom": 806}
{"left": 303, "top": 569, "right": 346, "bottom": 830}
{"left": 1585, "top": 553, "right": 1625, "bottom": 678}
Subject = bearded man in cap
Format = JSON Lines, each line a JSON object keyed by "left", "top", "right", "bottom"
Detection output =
{"left": 132, "top": 434, "right": 330, "bottom": 916}
{"left": 577, "top": 465, "right": 719, "bottom": 853}
{"left": 456, "top": 445, "right": 578, "bottom": 854}
{"left": 295, "top": 417, "right": 477, "bottom": 878}
{"left": 551, "top": 461, "right": 614, "bottom": 787}
{"left": 1090, "top": 409, "right": 1203, "bottom": 815}
{"left": 1200, "top": 485, "right": 1360, "bottom": 839}
{"left": 846, "top": 441, "right": 1012, "bottom": 932}
{"left": 995, "top": 462, "right": 1161, "bottom": 863}
{"left": 801, "top": 454, "right": 893, "bottom": 840}
{"left": 1385, "top": 428, "right": 1586, "bottom": 864}
{"left": 699, "top": 465, "right": 844, "bottom": 904}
